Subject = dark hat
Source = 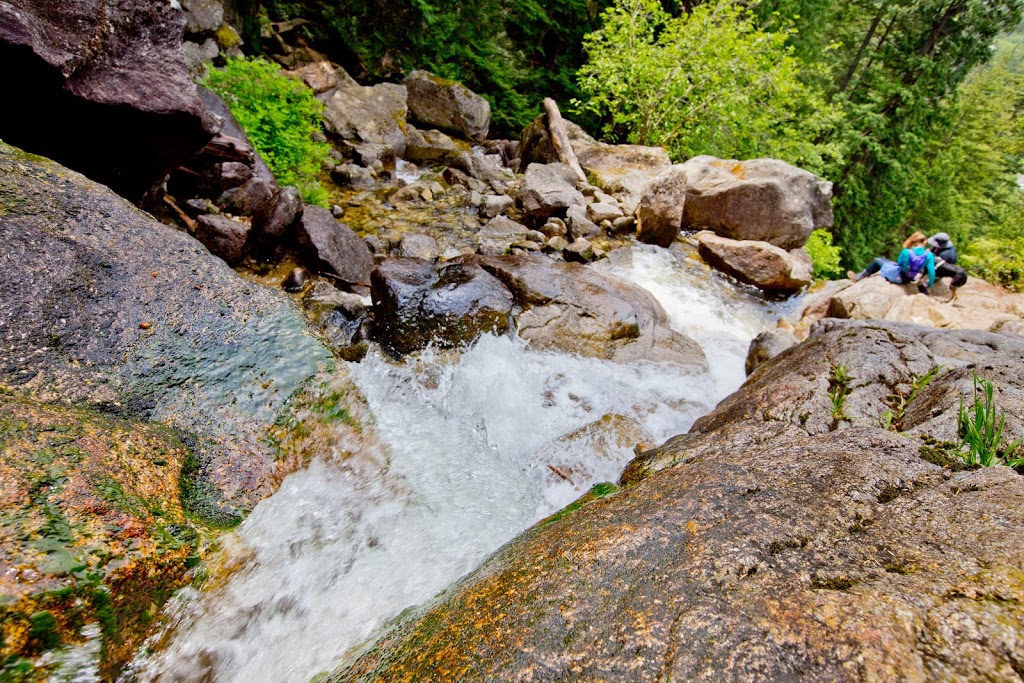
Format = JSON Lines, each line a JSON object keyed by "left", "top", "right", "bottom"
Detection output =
{"left": 927, "top": 232, "right": 951, "bottom": 248}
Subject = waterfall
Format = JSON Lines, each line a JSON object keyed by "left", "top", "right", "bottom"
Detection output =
{"left": 128, "top": 246, "right": 795, "bottom": 683}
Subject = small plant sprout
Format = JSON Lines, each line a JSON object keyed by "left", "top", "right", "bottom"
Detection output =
{"left": 882, "top": 365, "right": 943, "bottom": 432}
{"left": 827, "top": 363, "right": 853, "bottom": 422}
{"left": 957, "top": 374, "right": 1022, "bottom": 468}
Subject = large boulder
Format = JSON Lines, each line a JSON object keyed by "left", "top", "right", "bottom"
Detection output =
{"left": 0, "top": 0, "right": 216, "bottom": 201}
{"left": 331, "top": 321, "right": 1024, "bottom": 682}
{"left": 696, "top": 231, "right": 813, "bottom": 293}
{"left": 370, "top": 259, "right": 514, "bottom": 355}
{"left": 403, "top": 70, "right": 491, "bottom": 143}
{"left": 517, "top": 163, "right": 586, "bottom": 219}
{"left": 636, "top": 157, "right": 833, "bottom": 249}
{"left": 195, "top": 213, "right": 250, "bottom": 265}
{"left": 404, "top": 126, "right": 464, "bottom": 165}
{"left": 0, "top": 141, "right": 331, "bottom": 523}
{"left": 318, "top": 83, "right": 409, "bottom": 160}
{"left": 296, "top": 206, "right": 375, "bottom": 286}
{"left": 815, "top": 276, "right": 1024, "bottom": 335}
{"left": 476, "top": 215, "right": 531, "bottom": 256}
{"left": 471, "top": 254, "right": 707, "bottom": 368}
{"left": 680, "top": 156, "right": 834, "bottom": 249}
{"left": 636, "top": 165, "right": 688, "bottom": 247}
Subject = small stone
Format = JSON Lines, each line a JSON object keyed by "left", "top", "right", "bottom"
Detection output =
{"left": 282, "top": 267, "right": 308, "bottom": 293}
{"left": 332, "top": 204, "right": 344, "bottom": 218}
{"left": 546, "top": 236, "right": 569, "bottom": 252}
{"left": 564, "top": 237, "right": 595, "bottom": 262}
{"left": 139, "top": 322, "right": 152, "bottom": 330}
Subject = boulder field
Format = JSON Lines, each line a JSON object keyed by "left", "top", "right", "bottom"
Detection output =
{"left": 330, "top": 320, "right": 1024, "bottom": 682}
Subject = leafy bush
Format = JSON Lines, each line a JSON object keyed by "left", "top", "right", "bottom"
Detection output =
{"left": 962, "top": 236, "right": 1024, "bottom": 292}
{"left": 204, "top": 57, "right": 330, "bottom": 205}
{"left": 575, "top": 0, "right": 840, "bottom": 171}
{"left": 804, "top": 229, "right": 844, "bottom": 280}
{"left": 957, "top": 374, "right": 1022, "bottom": 468}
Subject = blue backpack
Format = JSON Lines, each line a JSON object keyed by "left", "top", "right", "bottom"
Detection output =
{"left": 905, "top": 250, "right": 929, "bottom": 281}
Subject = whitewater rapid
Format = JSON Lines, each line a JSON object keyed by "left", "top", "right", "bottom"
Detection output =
{"left": 127, "top": 245, "right": 795, "bottom": 683}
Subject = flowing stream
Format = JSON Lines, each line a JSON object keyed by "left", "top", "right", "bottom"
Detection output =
{"left": 128, "top": 245, "right": 797, "bottom": 683}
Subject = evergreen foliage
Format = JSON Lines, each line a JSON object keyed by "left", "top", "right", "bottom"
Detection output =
{"left": 204, "top": 57, "right": 330, "bottom": 206}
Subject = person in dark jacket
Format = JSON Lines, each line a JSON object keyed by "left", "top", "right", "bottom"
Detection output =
{"left": 927, "top": 232, "right": 968, "bottom": 289}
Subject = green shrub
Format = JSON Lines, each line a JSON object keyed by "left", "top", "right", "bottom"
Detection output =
{"left": 204, "top": 57, "right": 330, "bottom": 205}
{"left": 805, "top": 229, "right": 844, "bottom": 280}
{"left": 957, "top": 374, "right": 1022, "bottom": 468}
{"left": 962, "top": 236, "right": 1024, "bottom": 292}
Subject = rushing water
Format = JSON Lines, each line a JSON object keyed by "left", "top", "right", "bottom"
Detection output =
{"left": 129, "top": 245, "right": 794, "bottom": 683}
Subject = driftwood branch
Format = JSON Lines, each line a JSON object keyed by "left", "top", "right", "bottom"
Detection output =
{"left": 163, "top": 196, "right": 196, "bottom": 233}
{"left": 543, "top": 98, "right": 586, "bottom": 185}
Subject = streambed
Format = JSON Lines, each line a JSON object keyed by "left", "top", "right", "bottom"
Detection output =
{"left": 127, "top": 245, "right": 797, "bottom": 683}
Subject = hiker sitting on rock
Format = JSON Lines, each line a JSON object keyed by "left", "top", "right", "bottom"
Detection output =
{"left": 927, "top": 232, "right": 968, "bottom": 290}
{"left": 848, "top": 231, "right": 936, "bottom": 294}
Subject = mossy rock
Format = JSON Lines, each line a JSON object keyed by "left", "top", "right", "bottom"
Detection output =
{"left": 0, "top": 392, "right": 208, "bottom": 680}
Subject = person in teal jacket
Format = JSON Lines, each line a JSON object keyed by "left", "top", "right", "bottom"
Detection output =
{"left": 848, "top": 232, "right": 936, "bottom": 294}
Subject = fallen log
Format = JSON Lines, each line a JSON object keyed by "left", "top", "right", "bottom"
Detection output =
{"left": 543, "top": 98, "right": 587, "bottom": 185}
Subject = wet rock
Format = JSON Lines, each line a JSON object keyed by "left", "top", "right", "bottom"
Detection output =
{"left": 0, "top": 142, "right": 331, "bottom": 523}
{"left": 195, "top": 214, "right": 250, "bottom": 265}
{"left": 0, "top": 0, "right": 216, "bottom": 200}
{"left": 0, "top": 395, "right": 205, "bottom": 680}
{"left": 476, "top": 216, "right": 531, "bottom": 256}
{"left": 517, "top": 163, "right": 585, "bottom": 219}
{"left": 399, "top": 233, "right": 439, "bottom": 260}
{"left": 296, "top": 205, "right": 375, "bottom": 286}
{"left": 319, "top": 83, "right": 408, "bottom": 159}
{"left": 745, "top": 328, "right": 798, "bottom": 375}
{"left": 219, "top": 176, "right": 276, "bottom": 227}
{"left": 251, "top": 186, "right": 304, "bottom": 257}
{"left": 371, "top": 259, "right": 513, "bottom": 355}
{"left": 681, "top": 156, "right": 834, "bottom": 249}
{"left": 405, "top": 127, "right": 464, "bottom": 165}
{"left": 404, "top": 70, "right": 491, "bottom": 143}
{"left": 184, "top": 197, "right": 216, "bottom": 216}
{"left": 181, "top": 0, "right": 224, "bottom": 34}
{"left": 480, "top": 194, "right": 514, "bottom": 219}
{"left": 331, "top": 163, "right": 376, "bottom": 189}
{"left": 566, "top": 205, "right": 601, "bottom": 240}
{"left": 587, "top": 201, "right": 624, "bottom": 224}
{"left": 563, "top": 237, "right": 596, "bottom": 262}
{"left": 451, "top": 152, "right": 515, "bottom": 185}
{"left": 211, "top": 161, "right": 254, "bottom": 192}
{"left": 443, "top": 166, "right": 489, "bottom": 193}
{"left": 334, "top": 322, "right": 1024, "bottom": 683}
{"left": 283, "top": 266, "right": 308, "bottom": 292}
{"left": 696, "top": 231, "right": 813, "bottom": 293}
{"left": 302, "top": 281, "right": 370, "bottom": 354}
{"left": 636, "top": 165, "right": 688, "bottom": 247}
{"left": 472, "top": 254, "right": 706, "bottom": 368}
